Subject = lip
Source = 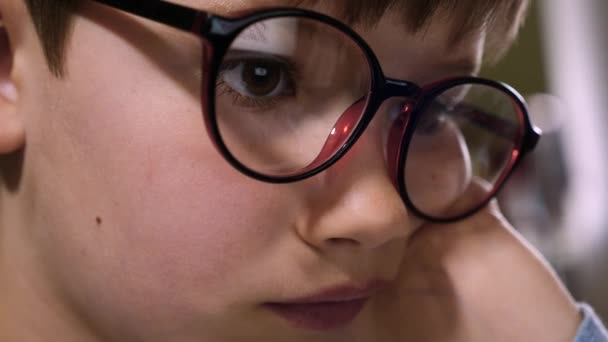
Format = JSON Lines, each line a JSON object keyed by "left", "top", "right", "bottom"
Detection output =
{"left": 264, "top": 282, "right": 386, "bottom": 331}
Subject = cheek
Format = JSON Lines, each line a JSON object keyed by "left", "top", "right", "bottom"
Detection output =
{"left": 404, "top": 123, "right": 472, "bottom": 217}
{"left": 22, "top": 17, "right": 301, "bottom": 333}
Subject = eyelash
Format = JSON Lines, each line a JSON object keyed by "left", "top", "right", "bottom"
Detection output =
{"left": 216, "top": 56, "right": 300, "bottom": 110}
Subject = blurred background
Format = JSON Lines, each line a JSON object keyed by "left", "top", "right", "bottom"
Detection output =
{"left": 482, "top": 0, "right": 608, "bottom": 319}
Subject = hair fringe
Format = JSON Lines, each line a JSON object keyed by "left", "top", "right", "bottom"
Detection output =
{"left": 25, "top": 0, "right": 528, "bottom": 76}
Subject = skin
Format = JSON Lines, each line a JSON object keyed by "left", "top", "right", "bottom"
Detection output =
{"left": 379, "top": 184, "right": 581, "bottom": 341}
{"left": 0, "top": 0, "right": 580, "bottom": 341}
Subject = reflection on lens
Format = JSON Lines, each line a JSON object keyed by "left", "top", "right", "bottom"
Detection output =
{"left": 404, "top": 83, "right": 522, "bottom": 219}
{"left": 215, "top": 16, "right": 371, "bottom": 177}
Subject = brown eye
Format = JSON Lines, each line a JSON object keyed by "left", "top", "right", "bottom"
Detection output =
{"left": 219, "top": 56, "right": 295, "bottom": 100}
{"left": 241, "top": 60, "right": 282, "bottom": 97}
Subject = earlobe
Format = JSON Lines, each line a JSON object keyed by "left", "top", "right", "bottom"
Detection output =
{"left": 0, "top": 19, "right": 24, "bottom": 154}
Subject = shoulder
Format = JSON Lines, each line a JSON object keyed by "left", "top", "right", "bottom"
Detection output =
{"left": 574, "top": 303, "right": 608, "bottom": 342}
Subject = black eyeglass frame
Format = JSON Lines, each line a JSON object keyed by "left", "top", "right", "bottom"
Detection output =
{"left": 90, "top": 0, "right": 542, "bottom": 222}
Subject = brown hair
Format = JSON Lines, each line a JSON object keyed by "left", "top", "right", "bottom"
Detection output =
{"left": 24, "top": 0, "right": 80, "bottom": 76}
{"left": 24, "top": 0, "right": 528, "bottom": 77}
{"left": 297, "top": 0, "right": 529, "bottom": 56}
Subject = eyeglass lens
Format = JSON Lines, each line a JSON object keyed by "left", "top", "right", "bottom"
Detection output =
{"left": 403, "top": 83, "right": 522, "bottom": 219}
{"left": 215, "top": 17, "right": 371, "bottom": 175}
{"left": 212, "top": 16, "right": 523, "bottom": 219}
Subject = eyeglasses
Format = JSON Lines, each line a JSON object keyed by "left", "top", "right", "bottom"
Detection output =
{"left": 90, "top": 0, "right": 541, "bottom": 222}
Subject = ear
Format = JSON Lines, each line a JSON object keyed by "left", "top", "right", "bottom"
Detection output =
{"left": 0, "top": 16, "right": 24, "bottom": 154}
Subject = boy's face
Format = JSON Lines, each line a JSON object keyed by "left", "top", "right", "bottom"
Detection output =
{"left": 6, "top": 0, "right": 486, "bottom": 341}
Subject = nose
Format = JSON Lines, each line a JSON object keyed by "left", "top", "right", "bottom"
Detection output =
{"left": 296, "top": 100, "right": 414, "bottom": 252}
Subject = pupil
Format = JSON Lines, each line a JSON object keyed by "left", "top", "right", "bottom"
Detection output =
{"left": 242, "top": 61, "right": 281, "bottom": 97}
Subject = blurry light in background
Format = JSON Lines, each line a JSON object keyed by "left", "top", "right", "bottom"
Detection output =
{"left": 538, "top": 0, "right": 608, "bottom": 262}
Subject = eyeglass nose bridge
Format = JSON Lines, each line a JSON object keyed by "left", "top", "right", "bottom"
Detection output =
{"left": 307, "top": 78, "right": 420, "bottom": 181}
{"left": 302, "top": 78, "right": 422, "bottom": 181}
{"left": 377, "top": 78, "right": 420, "bottom": 183}
{"left": 382, "top": 78, "right": 421, "bottom": 100}
{"left": 311, "top": 78, "right": 421, "bottom": 167}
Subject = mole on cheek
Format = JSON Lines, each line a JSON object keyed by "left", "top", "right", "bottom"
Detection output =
{"left": 96, "top": 217, "right": 103, "bottom": 225}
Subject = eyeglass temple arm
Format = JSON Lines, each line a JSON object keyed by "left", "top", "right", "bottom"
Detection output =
{"left": 90, "top": 0, "right": 207, "bottom": 32}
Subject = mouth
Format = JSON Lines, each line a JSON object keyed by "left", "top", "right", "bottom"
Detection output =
{"left": 264, "top": 282, "right": 385, "bottom": 331}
